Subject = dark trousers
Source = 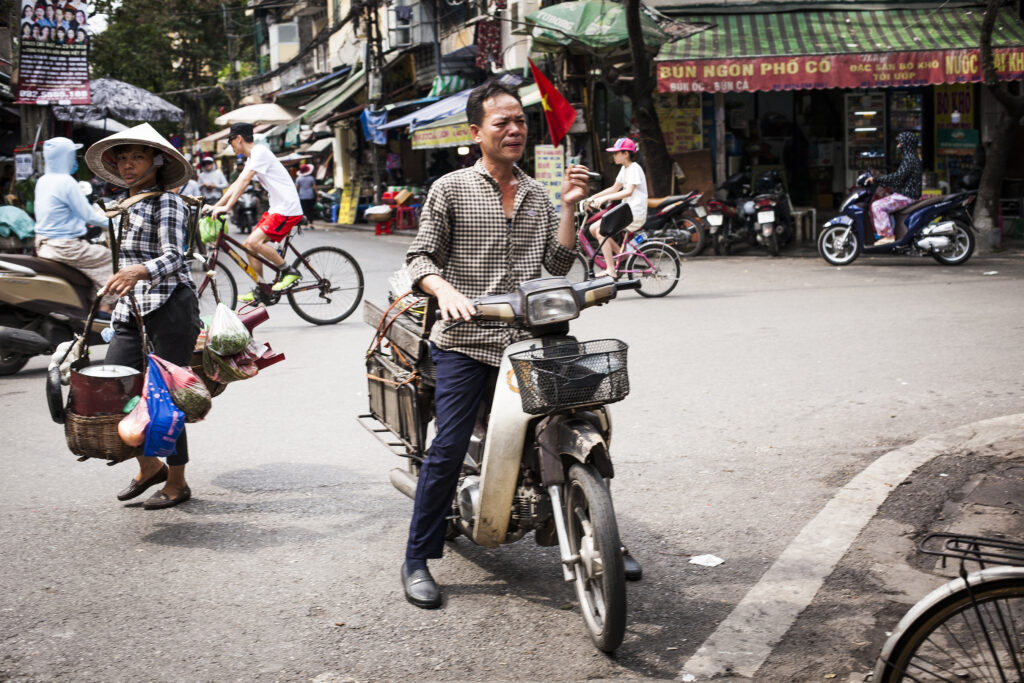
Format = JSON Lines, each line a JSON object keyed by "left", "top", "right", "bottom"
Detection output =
{"left": 300, "top": 198, "right": 316, "bottom": 222}
{"left": 406, "top": 346, "right": 496, "bottom": 561}
{"left": 104, "top": 285, "right": 201, "bottom": 466}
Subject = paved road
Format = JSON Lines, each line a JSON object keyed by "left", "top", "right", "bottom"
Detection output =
{"left": 2, "top": 230, "right": 1023, "bottom": 681}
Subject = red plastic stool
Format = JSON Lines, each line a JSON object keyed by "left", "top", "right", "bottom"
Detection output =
{"left": 374, "top": 218, "right": 393, "bottom": 235}
{"left": 394, "top": 204, "right": 418, "bottom": 230}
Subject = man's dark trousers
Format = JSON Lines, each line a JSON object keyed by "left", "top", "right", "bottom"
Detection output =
{"left": 406, "top": 345, "right": 495, "bottom": 561}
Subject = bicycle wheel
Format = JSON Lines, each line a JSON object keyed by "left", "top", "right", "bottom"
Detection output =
{"left": 875, "top": 566, "right": 1024, "bottom": 682}
{"left": 191, "top": 256, "right": 237, "bottom": 318}
{"left": 564, "top": 252, "right": 593, "bottom": 283}
{"left": 624, "top": 242, "right": 680, "bottom": 298}
{"left": 286, "top": 246, "right": 364, "bottom": 325}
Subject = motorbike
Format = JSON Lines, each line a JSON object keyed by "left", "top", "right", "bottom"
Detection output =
{"left": 643, "top": 191, "right": 709, "bottom": 257}
{"left": 707, "top": 169, "right": 792, "bottom": 257}
{"left": 0, "top": 254, "right": 108, "bottom": 375}
{"left": 360, "top": 275, "right": 641, "bottom": 652}
{"left": 232, "top": 182, "right": 262, "bottom": 234}
{"left": 818, "top": 172, "right": 976, "bottom": 266}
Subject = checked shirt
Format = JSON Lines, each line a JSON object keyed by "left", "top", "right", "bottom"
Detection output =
{"left": 406, "top": 159, "right": 576, "bottom": 367}
{"left": 111, "top": 186, "right": 195, "bottom": 324}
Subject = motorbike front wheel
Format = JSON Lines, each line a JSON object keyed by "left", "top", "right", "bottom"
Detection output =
{"left": 932, "top": 222, "right": 975, "bottom": 266}
{"left": 818, "top": 225, "right": 860, "bottom": 266}
{"left": 565, "top": 462, "right": 626, "bottom": 652}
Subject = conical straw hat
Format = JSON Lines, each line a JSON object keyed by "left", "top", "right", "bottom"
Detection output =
{"left": 85, "top": 123, "right": 194, "bottom": 189}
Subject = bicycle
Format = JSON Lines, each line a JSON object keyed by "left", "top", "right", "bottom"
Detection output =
{"left": 569, "top": 200, "right": 680, "bottom": 298}
{"left": 190, "top": 216, "right": 364, "bottom": 325}
{"left": 874, "top": 533, "right": 1024, "bottom": 682}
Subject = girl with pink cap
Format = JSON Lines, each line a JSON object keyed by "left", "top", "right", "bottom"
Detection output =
{"left": 585, "top": 137, "right": 648, "bottom": 278}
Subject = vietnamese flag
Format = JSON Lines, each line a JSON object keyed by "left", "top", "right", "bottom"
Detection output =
{"left": 529, "top": 59, "right": 577, "bottom": 148}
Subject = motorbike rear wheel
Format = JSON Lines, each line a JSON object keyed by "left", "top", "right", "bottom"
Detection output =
{"left": 932, "top": 222, "right": 975, "bottom": 266}
{"left": 818, "top": 225, "right": 860, "bottom": 266}
{"left": 766, "top": 230, "right": 780, "bottom": 257}
{"left": 0, "top": 349, "right": 30, "bottom": 375}
{"left": 565, "top": 462, "right": 626, "bottom": 653}
{"left": 671, "top": 215, "right": 707, "bottom": 258}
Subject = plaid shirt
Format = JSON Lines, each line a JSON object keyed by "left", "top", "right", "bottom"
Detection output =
{"left": 406, "top": 160, "right": 576, "bottom": 366}
{"left": 111, "top": 187, "right": 194, "bottom": 324}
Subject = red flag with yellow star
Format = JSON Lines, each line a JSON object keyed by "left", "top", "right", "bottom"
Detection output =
{"left": 529, "top": 59, "right": 577, "bottom": 148}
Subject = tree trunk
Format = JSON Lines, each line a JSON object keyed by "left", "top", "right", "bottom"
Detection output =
{"left": 975, "top": 0, "right": 1024, "bottom": 253}
{"left": 625, "top": 0, "right": 673, "bottom": 197}
{"left": 973, "top": 95, "right": 1018, "bottom": 251}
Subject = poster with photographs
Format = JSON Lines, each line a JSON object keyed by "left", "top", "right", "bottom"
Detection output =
{"left": 16, "top": 1, "right": 92, "bottom": 105}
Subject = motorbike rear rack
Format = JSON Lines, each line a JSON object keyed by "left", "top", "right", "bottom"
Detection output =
{"left": 357, "top": 412, "right": 423, "bottom": 461}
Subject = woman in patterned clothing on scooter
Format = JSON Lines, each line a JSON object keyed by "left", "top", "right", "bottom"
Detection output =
{"left": 867, "top": 131, "right": 922, "bottom": 245}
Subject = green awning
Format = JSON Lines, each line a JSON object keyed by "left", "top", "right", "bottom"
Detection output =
{"left": 301, "top": 67, "right": 366, "bottom": 123}
{"left": 656, "top": 7, "right": 1024, "bottom": 93}
{"left": 527, "top": 0, "right": 667, "bottom": 52}
{"left": 657, "top": 7, "right": 1024, "bottom": 61}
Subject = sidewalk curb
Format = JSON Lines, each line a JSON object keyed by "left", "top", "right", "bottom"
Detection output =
{"left": 681, "top": 412, "right": 1024, "bottom": 680}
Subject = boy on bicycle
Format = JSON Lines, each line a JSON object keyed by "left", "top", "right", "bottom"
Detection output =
{"left": 206, "top": 122, "right": 304, "bottom": 301}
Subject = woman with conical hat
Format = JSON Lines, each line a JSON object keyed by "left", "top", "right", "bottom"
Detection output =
{"left": 85, "top": 123, "right": 200, "bottom": 509}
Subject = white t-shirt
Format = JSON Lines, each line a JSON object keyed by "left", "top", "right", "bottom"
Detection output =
{"left": 616, "top": 162, "right": 648, "bottom": 221}
{"left": 247, "top": 144, "right": 303, "bottom": 217}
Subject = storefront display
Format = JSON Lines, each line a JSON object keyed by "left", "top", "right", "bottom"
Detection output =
{"left": 845, "top": 93, "right": 886, "bottom": 187}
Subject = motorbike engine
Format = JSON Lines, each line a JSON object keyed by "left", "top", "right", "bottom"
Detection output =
{"left": 454, "top": 474, "right": 481, "bottom": 537}
{"left": 916, "top": 236, "right": 952, "bottom": 252}
{"left": 511, "top": 483, "right": 552, "bottom": 528}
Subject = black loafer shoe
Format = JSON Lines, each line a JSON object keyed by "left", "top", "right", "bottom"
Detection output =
{"left": 142, "top": 486, "right": 191, "bottom": 510}
{"left": 402, "top": 564, "right": 442, "bottom": 609}
{"left": 116, "top": 465, "right": 168, "bottom": 501}
{"left": 623, "top": 552, "right": 643, "bottom": 582}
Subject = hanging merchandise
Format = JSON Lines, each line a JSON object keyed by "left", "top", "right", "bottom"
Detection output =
{"left": 361, "top": 108, "right": 388, "bottom": 145}
{"left": 150, "top": 355, "right": 212, "bottom": 423}
{"left": 475, "top": 0, "right": 506, "bottom": 70}
{"left": 207, "top": 303, "right": 252, "bottom": 356}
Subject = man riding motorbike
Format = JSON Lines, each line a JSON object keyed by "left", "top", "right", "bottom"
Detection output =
{"left": 866, "top": 131, "right": 922, "bottom": 246}
{"left": 400, "top": 79, "right": 642, "bottom": 610}
{"left": 33, "top": 137, "right": 117, "bottom": 316}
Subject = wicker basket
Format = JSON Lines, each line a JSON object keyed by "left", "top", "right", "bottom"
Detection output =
{"left": 509, "top": 339, "right": 629, "bottom": 415}
{"left": 64, "top": 412, "right": 141, "bottom": 463}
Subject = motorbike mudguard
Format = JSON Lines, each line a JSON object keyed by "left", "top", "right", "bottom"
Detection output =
{"left": 534, "top": 413, "right": 613, "bottom": 487}
{"left": 473, "top": 338, "right": 544, "bottom": 548}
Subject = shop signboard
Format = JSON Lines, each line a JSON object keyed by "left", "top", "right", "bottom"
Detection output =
{"left": 656, "top": 94, "right": 703, "bottom": 154}
{"left": 411, "top": 122, "right": 473, "bottom": 150}
{"left": 937, "top": 128, "right": 979, "bottom": 153}
{"left": 534, "top": 145, "right": 564, "bottom": 207}
{"left": 657, "top": 47, "right": 1024, "bottom": 94}
{"left": 16, "top": 2, "right": 92, "bottom": 105}
{"left": 15, "top": 153, "right": 33, "bottom": 180}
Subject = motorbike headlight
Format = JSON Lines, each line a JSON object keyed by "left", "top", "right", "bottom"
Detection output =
{"left": 526, "top": 288, "right": 579, "bottom": 325}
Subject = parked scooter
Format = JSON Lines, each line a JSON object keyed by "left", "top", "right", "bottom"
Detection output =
{"left": 643, "top": 191, "right": 709, "bottom": 257}
{"left": 818, "top": 172, "right": 976, "bottom": 266}
{"left": 361, "top": 275, "right": 641, "bottom": 652}
{"left": 232, "top": 182, "right": 262, "bottom": 234}
{"left": 0, "top": 254, "right": 108, "bottom": 375}
{"left": 707, "top": 169, "right": 792, "bottom": 256}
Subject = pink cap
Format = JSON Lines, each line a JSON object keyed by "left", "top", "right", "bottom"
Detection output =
{"left": 605, "top": 137, "right": 637, "bottom": 153}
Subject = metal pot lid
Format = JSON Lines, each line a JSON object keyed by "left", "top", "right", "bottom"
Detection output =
{"left": 76, "top": 364, "right": 141, "bottom": 378}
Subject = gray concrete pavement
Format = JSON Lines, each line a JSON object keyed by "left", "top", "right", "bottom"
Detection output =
{"left": 2, "top": 231, "right": 1024, "bottom": 681}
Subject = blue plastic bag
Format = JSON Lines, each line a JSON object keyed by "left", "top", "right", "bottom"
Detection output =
{"left": 143, "top": 355, "right": 186, "bottom": 458}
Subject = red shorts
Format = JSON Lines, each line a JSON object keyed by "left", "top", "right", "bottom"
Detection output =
{"left": 256, "top": 212, "right": 303, "bottom": 243}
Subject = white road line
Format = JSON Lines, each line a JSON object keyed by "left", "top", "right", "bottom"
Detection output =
{"left": 680, "top": 416, "right": 1022, "bottom": 679}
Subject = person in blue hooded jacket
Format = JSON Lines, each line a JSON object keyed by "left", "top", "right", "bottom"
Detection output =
{"left": 34, "top": 136, "right": 116, "bottom": 315}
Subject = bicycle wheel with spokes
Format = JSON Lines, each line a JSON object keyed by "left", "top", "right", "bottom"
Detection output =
{"left": 624, "top": 241, "right": 680, "bottom": 298}
{"left": 564, "top": 252, "right": 593, "bottom": 283}
{"left": 286, "top": 246, "right": 364, "bottom": 325}
{"left": 875, "top": 566, "right": 1024, "bottom": 682}
{"left": 191, "top": 256, "right": 237, "bottom": 318}
{"left": 565, "top": 462, "right": 626, "bottom": 653}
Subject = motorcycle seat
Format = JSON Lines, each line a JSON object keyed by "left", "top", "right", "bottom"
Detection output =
{"left": 0, "top": 253, "right": 93, "bottom": 289}
{"left": 893, "top": 194, "right": 948, "bottom": 218}
{"left": 647, "top": 193, "right": 693, "bottom": 209}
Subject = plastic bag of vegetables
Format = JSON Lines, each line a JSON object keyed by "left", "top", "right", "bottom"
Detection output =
{"left": 118, "top": 391, "right": 150, "bottom": 447}
{"left": 150, "top": 354, "right": 212, "bottom": 422}
{"left": 202, "top": 339, "right": 260, "bottom": 384}
{"left": 207, "top": 303, "right": 251, "bottom": 356}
